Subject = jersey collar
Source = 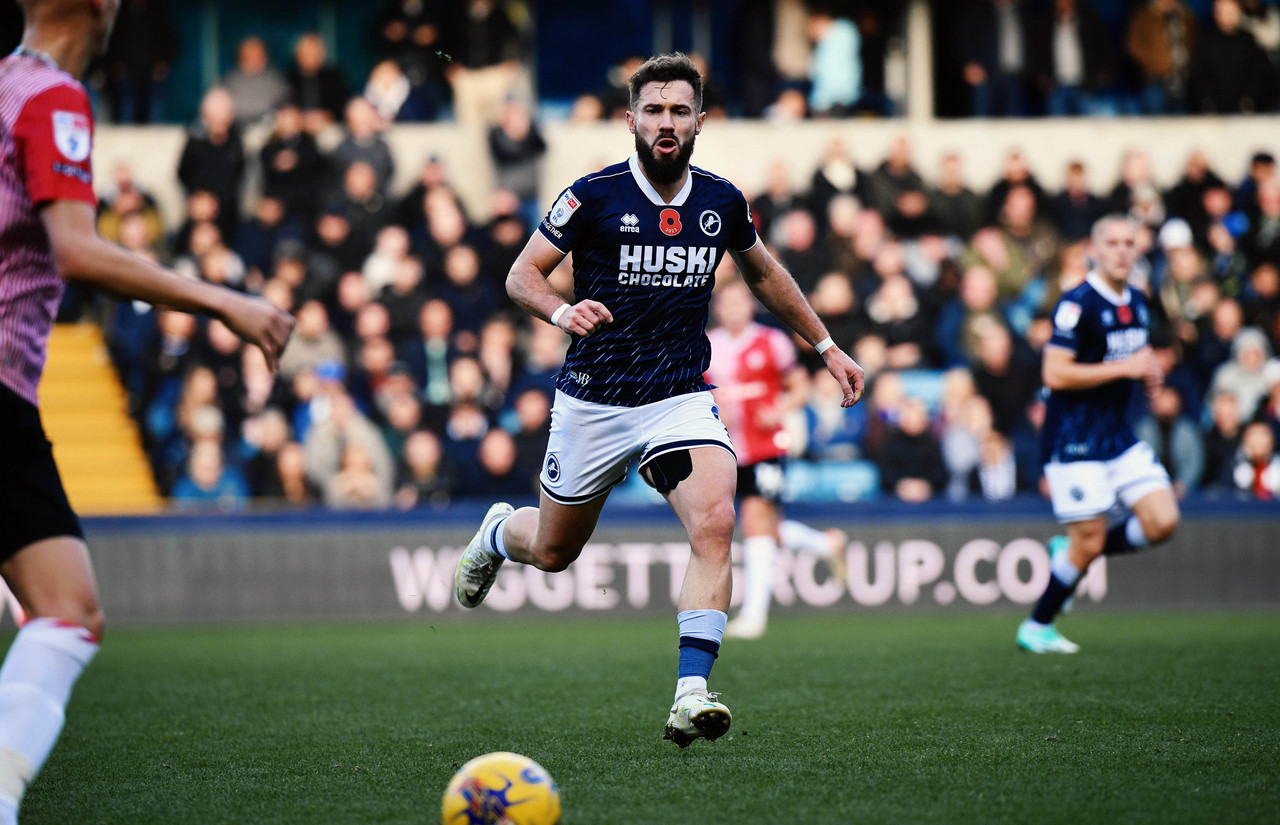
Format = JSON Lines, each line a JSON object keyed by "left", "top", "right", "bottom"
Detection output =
{"left": 628, "top": 152, "right": 692, "bottom": 207}
{"left": 1086, "top": 271, "right": 1131, "bottom": 306}
{"left": 11, "top": 47, "right": 59, "bottom": 71}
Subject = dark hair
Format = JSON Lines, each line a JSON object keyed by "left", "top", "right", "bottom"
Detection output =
{"left": 628, "top": 52, "right": 703, "bottom": 113}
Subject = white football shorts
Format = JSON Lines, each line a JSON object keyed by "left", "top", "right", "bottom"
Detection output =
{"left": 1044, "top": 440, "right": 1171, "bottom": 523}
{"left": 539, "top": 390, "right": 735, "bottom": 504}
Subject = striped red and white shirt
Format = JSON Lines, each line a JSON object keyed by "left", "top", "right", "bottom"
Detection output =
{"left": 705, "top": 323, "right": 796, "bottom": 466}
{"left": 0, "top": 49, "right": 97, "bottom": 406}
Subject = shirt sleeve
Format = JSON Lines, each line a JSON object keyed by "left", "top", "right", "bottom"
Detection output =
{"left": 537, "top": 179, "right": 590, "bottom": 254}
{"left": 727, "top": 186, "right": 759, "bottom": 252}
{"left": 1047, "top": 296, "right": 1083, "bottom": 353}
{"left": 13, "top": 83, "right": 97, "bottom": 208}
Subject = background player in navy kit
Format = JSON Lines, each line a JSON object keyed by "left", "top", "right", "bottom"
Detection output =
{"left": 1017, "top": 214, "right": 1181, "bottom": 654}
{"left": 453, "top": 53, "right": 865, "bottom": 746}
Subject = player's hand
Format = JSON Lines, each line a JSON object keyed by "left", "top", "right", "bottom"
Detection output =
{"left": 823, "top": 346, "right": 866, "bottom": 408}
{"left": 219, "top": 292, "right": 296, "bottom": 372}
{"left": 556, "top": 300, "right": 613, "bottom": 337}
{"left": 1120, "top": 346, "right": 1159, "bottom": 383}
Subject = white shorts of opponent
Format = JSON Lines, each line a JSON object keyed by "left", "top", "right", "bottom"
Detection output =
{"left": 1044, "top": 440, "right": 1171, "bottom": 523}
{"left": 539, "top": 389, "right": 735, "bottom": 505}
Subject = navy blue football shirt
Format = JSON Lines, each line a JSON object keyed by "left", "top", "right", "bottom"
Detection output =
{"left": 537, "top": 153, "right": 759, "bottom": 407}
{"left": 1041, "top": 272, "right": 1151, "bottom": 464}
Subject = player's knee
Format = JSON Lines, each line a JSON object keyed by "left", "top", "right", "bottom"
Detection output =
{"left": 530, "top": 543, "right": 581, "bottom": 573}
{"left": 1142, "top": 508, "right": 1180, "bottom": 545}
{"left": 688, "top": 500, "right": 736, "bottom": 559}
{"left": 31, "top": 597, "right": 104, "bottom": 640}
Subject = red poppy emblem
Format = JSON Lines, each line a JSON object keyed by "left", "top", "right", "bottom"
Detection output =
{"left": 659, "top": 209, "right": 682, "bottom": 236}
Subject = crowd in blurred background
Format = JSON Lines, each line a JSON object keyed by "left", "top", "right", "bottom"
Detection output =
{"left": 30, "top": 0, "right": 1280, "bottom": 509}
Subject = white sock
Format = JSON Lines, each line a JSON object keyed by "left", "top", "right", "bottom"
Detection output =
{"left": 1125, "top": 515, "right": 1150, "bottom": 549}
{"left": 675, "top": 676, "right": 707, "bottom": 702}
{"left": 778, "top": 520, "right": 829, "bottom": 555}
{"left": 1051, "top": 549, "right": 1083, "bottom": 587}
{"left": 0, "top": 619, "right": 99, "bottom": 809}
{"left": 737, "top": 536, "right": 778, "bottom": 623}
{"left": 484, "top": 515, "right": 511, "bottom": 559}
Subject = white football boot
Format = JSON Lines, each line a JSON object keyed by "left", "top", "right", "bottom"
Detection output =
{"left": 455, "top": 502, "right": 514, "bottom": 608}
{"left": 663, "top": 692, "right": 732, "bottom": 748}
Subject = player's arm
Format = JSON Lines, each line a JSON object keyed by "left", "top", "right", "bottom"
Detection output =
{"left": 1042, "top": 344, "right": 1159, "bottom": 391}
{"left": 506, "top": 231, "right": 612, "bottom": 336}
{"left": 729, "top": 240, "right": 865, "bottom": 407}
{"left": 39, "top": 200, "right": 295, "bottom": 370}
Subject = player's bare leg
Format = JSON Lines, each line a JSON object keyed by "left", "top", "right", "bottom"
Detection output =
{"left": 455, "top": 491, "right": 608, "bottom": 608}
{"left": 660, "top": 447, "right": 736, "bottom": 747}
{"left": 726, "top": 495, "right": 778, "bottom": 640}
{"left": 0, "top": 538, "right": 102, "bottom": 824}
{"left": 1019, "top": 516, "right": 1104, "bottom": 654}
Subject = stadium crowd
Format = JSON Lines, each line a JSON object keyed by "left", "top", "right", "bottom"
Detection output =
{"left": 56, "top": 0, "right": 1280, "bottom": 510}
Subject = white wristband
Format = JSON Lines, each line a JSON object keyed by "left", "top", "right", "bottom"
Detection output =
{"left": 814, "top": 336, "right": 835, "bottom": 355}
{"left": 550, "top": 303, "right": 571, "bottom": 328}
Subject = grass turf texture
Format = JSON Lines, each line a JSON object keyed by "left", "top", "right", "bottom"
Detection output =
{"left": 15, "top": 612, "right": 1278, "bottom": 825}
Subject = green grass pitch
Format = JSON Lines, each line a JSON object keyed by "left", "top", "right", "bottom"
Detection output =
{"left": 16, "top": 612, "right": 1279, "bottom": 824}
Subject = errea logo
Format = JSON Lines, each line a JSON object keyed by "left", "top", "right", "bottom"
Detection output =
{"left": 620, "top": 213, "right": 640, "bottom": 233}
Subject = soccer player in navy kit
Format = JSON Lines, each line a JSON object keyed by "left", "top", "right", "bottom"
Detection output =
{"left": 1017, "top": 215, "right": 1181, "bottom": 654}
{"left": 454, "top": 54, "right": 865, "bottom": 746}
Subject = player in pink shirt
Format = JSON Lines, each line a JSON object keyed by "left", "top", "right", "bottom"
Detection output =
{"left": 0, "top": 3, "right": 294, "bottom": 820}
{"left": 705, "top": 279, "right": 847, "bottom": 639}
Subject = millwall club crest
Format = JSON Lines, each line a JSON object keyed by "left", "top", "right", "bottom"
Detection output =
{"left": 699, "top": 210, "right": 722, "bottom": 236}
{"left": 549, "top": 189, "right": 580, "bottom": 227}
{"left": 52, "top": 110, "right": 91, "bottom": 162}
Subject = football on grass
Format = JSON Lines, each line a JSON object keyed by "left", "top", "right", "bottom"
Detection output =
{"left": 441, "top": 751, "right": 561, "bottom": 825}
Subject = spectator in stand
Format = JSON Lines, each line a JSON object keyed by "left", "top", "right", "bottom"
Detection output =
{"left": 336, "top": 160, "right": 393, "bottom": 256}
{"left": 99, "top": 0, "right": 175, "bottom": 123}
{"left": 1127, "top": 0, "right": 1197, "bottom": 114}
{"left": 303, "top": 377, "right": 395, "bottom": 493}
{"left": 260, "top": 103, "right": 326, "bottom": 224}
{"left": 508, "top": 319, "right": 566, "bottom": 402}
{"left": 312, "top": 205, "right": 365, "bottom": 274}
{"left": 396, "top": 154, "right": 456, "bottom": 227}
{"left": 878, "top": 396, "right": 947, "bottom": 502}
{"left": 460, "top": 428, "right": 531, "bottom": 499}
{"left": 986, "top": 150, "right": 1047, "bottom": 224}
{"left": 509, "top": 387, "right": 551, "bottom": 486}
{"left": 437, "top": 244, "right": 503, "bottom": 345}
{"left": 395, "top": 429, "right": 456, "bottom": 509}
{"left": 1232, "top": 420, "right": 1280, "bottom": 497}
{"left": 1242, "top": 262, "right": 1280, "bottom": 341}
{"left": 802, "top": 368, "right": 868, "bottom": 462}
{"left": 287, "top": 32, "right": 350, "bottom": 133}
{"left": 752, "top": 160, "right": 808, "bottom": 243}
{"left": 1210, "top": 327, "right": 1275, "bottom": 423}
{"left": 440, "top": 400, "right": 490, "bottom": 490}
{"left": 1233, "top": 151, "right": 1276, "bottom": 219}
{"left": 1051, "top": 160, "right": 1105, "bottom": 243}
{"left": 819, "top": 194, "right": 862, "bottom": 277}
{"left": 1202, "top": 390, "right": 1243, "bottom": 490}
{"left": 273, "top": 441, "right": 319, "bottom": 506}
{"left": 929, "top": 152, "right": 984, "bottom": 240}
{"left": 999, "top": 184, "right": 1061, "bottom": 302}
{"left": 809, "top": 270, "right": 864, "bottom": 354}
{"left": 862, "top": 272, "right": 931, "bottom": 370}
{"left": 171, "top": 439, "right": 249, "bottom": 511}
{"left": 331, "top": 97, "right": 395, "bottom": 196}
{"left": 805, "top": 5, "right": 862, "bottom": 117}
{"left": 476, "top": 315, "right": 518, "bottom": 407}
{"left": 1242, "top": 178, "right": 1280, "bottom": 268}
{"left": 363, "top": 225, "right": 413, "bottom": 296}
{"left": 964, "top": 225, "right": 1032, "bottom": 306}
{"left": 955, "top": 0, "right": 1034, "bottom": 117}
{"left": 1193, "top": 0, "right": 1277, "bottom": 114}
{"left": 240, "top": 407, "right": 293, "bottom": 498}
{"left": 177, "top": 87, "right": 244, "bottom": 242}
{"left": 234, "top": 196, "right": 303, "bottom": 281}
{"left": 221, "top": 36, "right": 290, "bottom": 129}
{"left": 1192, "top": 296, "right": 1244, "bottom": 391}
{"left": 936, "top": 263, "right": 1009, "bottom": 368}
{"left": 941, "top": 391, "right": 996, "bottom": 501}
{"left": 374, "top": 0, "right": 452, "bottom": 120}
{"left": 95, "top": 161, "right": 164, "bottom": 247}
{"left": 363, "top": 60, "right": 430, "bottom": 123}
{"left": 401, "top": 298, "right": 456, "bottom": 415}
{"left": 410, "top": 188, "right": 475, "bottom": 276}
{"left": 864, "top": 136, "right": 924, "bottom": 218}
{"left": 774, "top": 208, "right": 832, "bottom": 294}
{"left": 444, "top": 0, "right": 529, "bottom": 127}
{"left": 488, "top": 98, "right": 547, "bottom": 232}
{"left": 325, "top": 442, "right": 393, "bottom": 510}
{"left": 1030, "top": 0, "right": 1118, "bottom": 116}
{"left": 1165, "top": 149, "right": 1226, "bottom": 245}
{"left": 277, "top": 300, "right": 347, "bottom": 384}
{"left": 1137, "top": 384, "right": 1205, "bottom": 497}
{"left": 375, "top": 254, "right": 427, "bottom": 346}
{"left": 971, "top": 317, "right": 1040, "bottom": 436}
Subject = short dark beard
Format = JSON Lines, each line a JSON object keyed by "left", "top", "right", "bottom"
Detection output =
{"left": 635, "top": 131, "right": 695, "bottom": 186}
